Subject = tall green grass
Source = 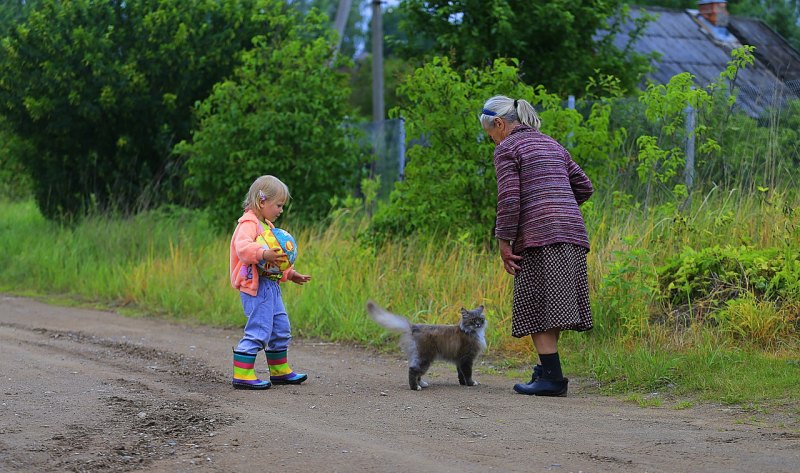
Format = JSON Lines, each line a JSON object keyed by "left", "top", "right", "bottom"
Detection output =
{"left": 1, "top": 193, "right": 798, "bottom": 406}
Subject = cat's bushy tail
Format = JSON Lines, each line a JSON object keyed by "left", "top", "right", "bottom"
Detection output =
{"left": 366, "top": 300, "right": 411, "bottom": 333}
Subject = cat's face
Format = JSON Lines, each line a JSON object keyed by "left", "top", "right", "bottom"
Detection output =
{"left": 460, "top": 306, "right": 486, "bottom": 332}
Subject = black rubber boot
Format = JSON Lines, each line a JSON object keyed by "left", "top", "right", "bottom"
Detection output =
{"left": 528, "top": 364, "right": 543, "bottom": 383}
{"left": 512, "top": 364, "right": 543, "bottom": 391}
{"left": 513, "top": 376, "right": 568, "bottom": 396}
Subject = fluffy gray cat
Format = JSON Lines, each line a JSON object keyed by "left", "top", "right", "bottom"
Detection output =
{"left": 366, "top": 300, "right": 487, "bottom": 390}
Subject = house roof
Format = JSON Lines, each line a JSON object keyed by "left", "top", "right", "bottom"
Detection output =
{"left": 614, "top": 6, "right": 800, "bottom": 116}
{"left": 727, "top": 16, "right": 800, "bottom": 81}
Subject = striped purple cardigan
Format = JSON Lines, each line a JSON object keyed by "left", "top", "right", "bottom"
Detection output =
{"left": 493, "top": 125, "right": 593, "bottom": 251}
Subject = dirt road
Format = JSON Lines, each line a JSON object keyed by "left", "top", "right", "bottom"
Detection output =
{"left": 0, "top": 295, "right": 798, "bottom": 472}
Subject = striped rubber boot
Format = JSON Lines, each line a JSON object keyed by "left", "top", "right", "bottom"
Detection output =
{"left": 232, "top": 350, "right": 271, "bottom": 390}
{"left": 266, "top": 349, "right": 308, "bottom": 385}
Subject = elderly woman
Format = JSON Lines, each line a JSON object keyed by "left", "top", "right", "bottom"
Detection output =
{"left": 481, "top": 95, "right": 594, "bottom": 397}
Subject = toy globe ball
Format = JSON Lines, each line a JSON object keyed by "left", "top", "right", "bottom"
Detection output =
{"left": 256, "top": 227, "right": 298, "bottom": 276}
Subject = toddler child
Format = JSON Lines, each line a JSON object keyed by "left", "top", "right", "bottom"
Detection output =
{"left": 229, "top": 175, "right": 312, "bottom": 389}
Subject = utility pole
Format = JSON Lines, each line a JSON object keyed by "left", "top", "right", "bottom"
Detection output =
{"left": 333, "top": 0, "right": 352, "bottom": 56}
{"left": 371, "top": 0, "right": 384, "bottom": 124}
{"left": 370, "top": 0, "right": 385, "bottom": 189}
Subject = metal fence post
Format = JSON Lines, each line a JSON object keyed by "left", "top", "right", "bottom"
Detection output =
{"left": 398, "top": 117, "right": 405, "bottom": 180}
{"left": 684, "top": 102, "right": 696, "bottom": 200}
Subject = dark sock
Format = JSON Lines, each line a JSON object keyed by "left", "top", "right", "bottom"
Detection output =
{"left": 539, "top": 352, "right": 563, "bottom": 380}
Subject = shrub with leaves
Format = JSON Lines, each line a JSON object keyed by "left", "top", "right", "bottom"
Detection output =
{"left": 370, "top": 57, "right": 516, "bottom": 239}
{"left": 658, "top": 245, "right": 800, "bottom": 311}
{"left": 0, "top": 0, "right": 267, "bottom": 220}
{"left": 177, "top": 7, "right": 368, "bottom": 230}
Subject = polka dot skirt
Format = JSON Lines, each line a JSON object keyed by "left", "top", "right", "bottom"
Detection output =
{"left": 511, "top": 243, "right": 593, "bottom": 337}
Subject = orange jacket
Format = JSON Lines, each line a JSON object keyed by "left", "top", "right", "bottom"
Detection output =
{"left": 229, "top": 210, "right": 294, "bottom": 296}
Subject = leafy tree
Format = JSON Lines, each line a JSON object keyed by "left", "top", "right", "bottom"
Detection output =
{"left": 392, "top": 0, "right": 653, "bottom": 96}
{"left": 0, "top": 0, "right": 266, "bottom": 221}
{"left": 0, "top": 0, "right": 38, "bottom": 36}
{"left": 177, "top": 8, "right": 368, "bottom": 230}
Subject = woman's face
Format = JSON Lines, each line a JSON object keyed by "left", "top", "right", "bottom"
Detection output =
{"left": 483, "top": 117, "right": 507, "bottom": 145}
{"left": 259, "top": 198, "right": 285, "bottom": 223}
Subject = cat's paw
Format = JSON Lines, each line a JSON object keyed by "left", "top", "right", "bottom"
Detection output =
{"left": 467, "top": 380, "right": 479, "bottom": 386}
{"left": 413, "top": 385, "right": 422, "bottom": 391}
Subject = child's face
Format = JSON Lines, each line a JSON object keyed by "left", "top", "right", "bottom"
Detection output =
{"left": 258, "top": 197, "right": 285, "bottom": 223}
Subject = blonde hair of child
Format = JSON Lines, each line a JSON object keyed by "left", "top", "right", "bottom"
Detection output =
{"left": 242, "top": 175, "right": 291, "bottom": 212}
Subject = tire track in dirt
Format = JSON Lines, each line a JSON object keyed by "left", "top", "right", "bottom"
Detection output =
{"left": 1, "top": 322, "right": 235, "bottom": 472}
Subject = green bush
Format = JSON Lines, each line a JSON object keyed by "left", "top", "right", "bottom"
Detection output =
{"left": 0, "top": 0, "right": 267, "bottom": 220}
{"left": 177, "top": 7, "right": 368, "bottom": 230}
{"left": 658, "top": 245, "right": 800, "bottom": 308}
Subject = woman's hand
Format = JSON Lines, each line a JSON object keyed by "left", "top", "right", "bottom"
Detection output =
{"left": 499, "top": 240, "right": 523, "bottom": 276}
{"left": 289, "top": 271, "right": 312, "bottom": 285}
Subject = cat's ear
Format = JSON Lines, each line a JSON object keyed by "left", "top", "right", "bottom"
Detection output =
{"left": 462, "top": 306, "right": 484, "bottom": 316}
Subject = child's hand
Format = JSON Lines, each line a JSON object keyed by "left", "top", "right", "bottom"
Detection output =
{"left": 260, "top": 248, "right": 288, "bottom": 266}
{"left": 289, "top": 271, "right": 311, "bottom": 285}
